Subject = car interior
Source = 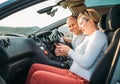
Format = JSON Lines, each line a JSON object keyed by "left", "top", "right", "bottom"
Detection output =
{"left": 0, "top": 0, "right": 120, "bottom": 84}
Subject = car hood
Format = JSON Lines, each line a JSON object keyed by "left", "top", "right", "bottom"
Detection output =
{"left": 0, "top": 26, "right": 40, "bottom": 36}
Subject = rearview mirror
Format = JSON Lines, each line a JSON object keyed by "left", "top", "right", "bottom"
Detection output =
{"left": 37, "top": 5, "right": 58, "bottom": 17}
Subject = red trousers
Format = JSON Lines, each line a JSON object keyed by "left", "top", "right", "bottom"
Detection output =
{"left": 25, "top": 63, "right": 89, "bottom": 84}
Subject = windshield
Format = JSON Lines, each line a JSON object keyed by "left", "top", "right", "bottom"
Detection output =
{"left": 0, "top": 0, "right": 71, "bottom": 35}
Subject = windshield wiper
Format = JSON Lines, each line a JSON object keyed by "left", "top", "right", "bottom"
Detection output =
{"left": 4, "top": 33, "right": 25, "bottom": 37}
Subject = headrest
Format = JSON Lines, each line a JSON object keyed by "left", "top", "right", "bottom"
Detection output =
{"left": 99, "top": 13, "right": 107, "bottom": 30}
{"left": 106, "top": 4, "right": 120, "bottom": 31}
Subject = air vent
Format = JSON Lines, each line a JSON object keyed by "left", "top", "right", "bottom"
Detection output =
{"left": 1, "top": 38, "right": 10, "bottom": 48}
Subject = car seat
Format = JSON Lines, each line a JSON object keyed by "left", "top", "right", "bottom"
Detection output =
{"left": 99, "top": 13, "right": 107, "bottom": 31}
{"left": 106, "top": 35, "right": 120, "bottom": 84}
{"left": 90, "top": 4, "right": 120, "bottom": 84}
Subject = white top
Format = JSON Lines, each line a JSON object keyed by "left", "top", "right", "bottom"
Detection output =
{"left": 68, "top": 30, "right": 108, "bottom": 81}
{"left": 72, "top": 33, "right": 86, "bottom": 49}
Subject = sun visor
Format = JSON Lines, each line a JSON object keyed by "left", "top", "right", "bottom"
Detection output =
{"left": 85, "top": 0, "right": 120, "bottom": 7}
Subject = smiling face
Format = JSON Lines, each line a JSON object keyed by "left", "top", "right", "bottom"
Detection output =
{"left": 77, "top": 16, "right": 91, "bottom": 35}
{"left": 77, "top": 9, "right": 100, "bottom": 35}
{"left": 67, "top": 16, "right": 82, "bottom": 35}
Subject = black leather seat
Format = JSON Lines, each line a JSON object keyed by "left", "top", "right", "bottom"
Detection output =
{"left": 90, "top": 4, "right": 120, "bottom": 84}
{"left": 99, "top": 13, "right": 107, "bottom": 30}
{"left": 105, "top": 33, "right": 120, "bottom": 84}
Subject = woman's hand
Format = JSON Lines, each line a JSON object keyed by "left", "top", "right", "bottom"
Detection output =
{"left": 55, "top": 43, "right": 71, "bottom": 56}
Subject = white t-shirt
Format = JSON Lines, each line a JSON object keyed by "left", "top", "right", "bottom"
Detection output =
{"left": 68, "top": 30, "right": 108, "bottom": 81}
{"left": 72, "top": 33, "right": 86, "bottom": 49}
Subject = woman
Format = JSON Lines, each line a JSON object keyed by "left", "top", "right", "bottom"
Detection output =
{"left": 25, "top": 9, "right": 108, "bottom": 84}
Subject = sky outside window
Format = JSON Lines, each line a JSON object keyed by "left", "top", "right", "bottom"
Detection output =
{"left": 0, "top": 0, "right": 71, "bottom": 28}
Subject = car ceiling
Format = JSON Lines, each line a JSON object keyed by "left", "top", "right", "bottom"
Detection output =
{"left": 59, "top": 0, "right": 119, "bottom": 16}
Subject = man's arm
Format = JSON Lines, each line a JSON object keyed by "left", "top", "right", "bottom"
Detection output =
{"left": 62, "top": 37, "right": 72, "bottom": 43}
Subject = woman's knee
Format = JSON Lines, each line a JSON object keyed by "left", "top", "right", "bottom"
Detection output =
{"left": 30, "top": 71, "right": 44, "bottom": 84}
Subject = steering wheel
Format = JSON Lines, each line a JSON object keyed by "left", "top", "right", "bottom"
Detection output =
{"left": 49, "top": 29, "right": 64, "bottom": 43}
{"left": 48, "top": 29, "right": 69, "bottom": 61}
{"left": 43, "top": 29, "right": 72, "bottom": 68}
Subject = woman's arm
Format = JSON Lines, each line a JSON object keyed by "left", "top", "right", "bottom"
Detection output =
{"left": 68, "top": 31, "right": 108, "bottom": 69}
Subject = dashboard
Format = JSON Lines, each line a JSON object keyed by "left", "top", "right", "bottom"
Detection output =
{"left": 0, "top": 29, "right": 72, "bottom": 84}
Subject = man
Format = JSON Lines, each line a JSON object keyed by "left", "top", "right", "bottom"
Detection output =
{"left": 62, "top": 15, "right": 86, "bottom": 50}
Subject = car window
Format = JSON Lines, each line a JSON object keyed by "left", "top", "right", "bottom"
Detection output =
{"left": 0, "top": 1, "right": 71, "bottom": 28}
{"left": 58, "top": 24, "right": 73, "bottom": 38}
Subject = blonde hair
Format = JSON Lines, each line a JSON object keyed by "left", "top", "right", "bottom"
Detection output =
{"left": 78, "top": 9, "right": 100, "bottom": 24}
